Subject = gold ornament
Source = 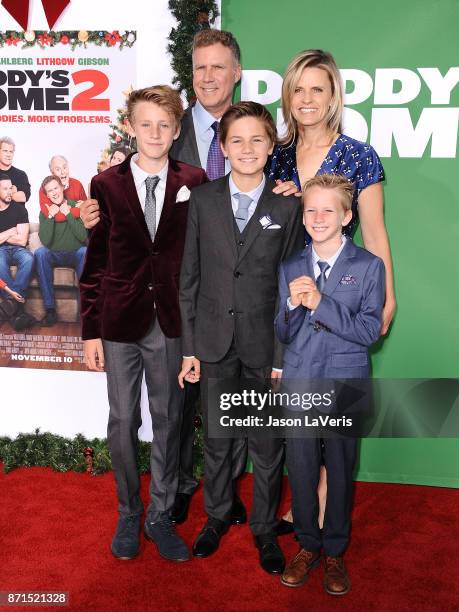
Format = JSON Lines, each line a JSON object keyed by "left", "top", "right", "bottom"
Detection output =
{"left": 122, "top": 86, "right": 133, "bottom": 98}
{"left": 78, "top": 30, "right": 89, "bottom": 43}
{"left": 24, "top": 31, "right": 36, "bottom": 42}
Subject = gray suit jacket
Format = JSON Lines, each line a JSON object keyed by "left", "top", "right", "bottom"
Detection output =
{"left": 170, "top": 106, "right": 202, "bottom": 168}
{"left": 275, "top": 239, "right": 385, "bottom": 378}
{"left": 179, "top": 176, "right": 304, "bottom": 369}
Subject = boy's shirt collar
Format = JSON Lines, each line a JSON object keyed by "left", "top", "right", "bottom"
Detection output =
{"left": 130, "top": 153, "right": 168, "bottom": 191}
{"left": 229, "top": 173, "right": 266, "bottom": 203}
{"left": 311, "top": 235, "right": 347, "bottom": 273}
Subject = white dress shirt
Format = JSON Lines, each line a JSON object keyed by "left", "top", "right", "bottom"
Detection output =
{"left": 192, "top": 100, "right": 231, "bottom": 175}
{"left": 130, "top": 154, "right": 168, "bottom": 227}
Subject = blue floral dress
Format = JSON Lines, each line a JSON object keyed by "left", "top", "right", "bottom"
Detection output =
{"left": 267, "top": 134, "right": 385, "bottom": 237}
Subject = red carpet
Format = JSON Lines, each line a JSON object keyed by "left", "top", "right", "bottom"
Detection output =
{"left": 1, "top": 467, "right": 458, "bottom": 611}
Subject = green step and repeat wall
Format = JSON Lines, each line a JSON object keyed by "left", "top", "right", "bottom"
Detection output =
{"left": 222, "top": 0, "right": 459, "bottom": 486}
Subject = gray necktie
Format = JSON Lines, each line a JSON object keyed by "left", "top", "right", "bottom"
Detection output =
{"left": 235, "top": 193, "right": 252, "bottom": 232}
{"left": 316, "top": 260, "right": 330, "bottom": 292}
{"left": 145, "top": 176, "right": 160, "bottom": 240}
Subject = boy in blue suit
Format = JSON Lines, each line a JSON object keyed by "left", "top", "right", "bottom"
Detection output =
{"left": 275, "top": 173, "right": 385, "bottom": 595}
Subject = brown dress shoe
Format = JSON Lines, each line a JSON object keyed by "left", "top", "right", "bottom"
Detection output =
{"left": 281, "top": 549, "right": 321, "bottom": 587}
{"left": 324, "top": 555, "right": 350, "bottom": 595}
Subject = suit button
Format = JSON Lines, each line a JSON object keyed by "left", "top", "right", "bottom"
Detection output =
{"left": 238, "top": 240, "right": 244, "bottom": 246}
{"left": 228, "top": 309, "right": 234, "bottom": 315}
{"left": 234, "top": 271, "right": 241, "bottom": 278}
{"left": 148, "top": 283, "right": 154, "bottom": 291}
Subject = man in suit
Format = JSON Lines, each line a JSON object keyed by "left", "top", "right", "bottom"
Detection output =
{"left": 178, "top": 102, "right": 304, "bottom": 574}
{"left": 275, "top": 174, "right": 385, "bottom": 594}
{"left": 80, "top": 86, "right": 207, "bottom": 563}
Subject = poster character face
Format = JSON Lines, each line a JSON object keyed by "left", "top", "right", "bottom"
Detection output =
{"left": 291, "top": 67, "right": 334, "bottom": 131}
{"left": 192, "top": 43, "right": 241, "bottom": 118}
{"left": 0, "top": 143, "right": 15, "bottom": 169}
{"left": 49, "top": 157, "right": 70, "bottom": 189}
{"left": 0, "top": 179, "right": 13, "bottom": 204}
{"left": 127, "top": 101, "right": 179, "bottom": 165}
{"left": 303, "top": 186, "right": 352, "bottom": 248}
{"left": 110, "top": 151, "right": 127, "bottom": 166}
{"left": 220, "top": 116, "right": 274, "bottom": 180}
{"left": 44, "top": 179, "right": 65, "bottom": 206}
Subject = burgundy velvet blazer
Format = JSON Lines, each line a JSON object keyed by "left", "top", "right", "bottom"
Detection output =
{"left": 79, "top": 154, "right": 207, "bottom": 342}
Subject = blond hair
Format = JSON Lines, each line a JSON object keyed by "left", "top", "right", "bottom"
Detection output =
{"left": 126, "top": 85, "right": 184, "bottom": 126}
{"left": 303, "top": 173, "right": 353, "bottom": 212}
{"left": 281, "top": 49, "right": 343, "bottom": 145}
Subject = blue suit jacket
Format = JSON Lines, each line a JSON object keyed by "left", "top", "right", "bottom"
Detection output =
{"left": 275, "top": 239, "right": 385, "bottom": 379}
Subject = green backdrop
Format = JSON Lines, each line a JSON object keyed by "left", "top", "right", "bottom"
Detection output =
{"left": 222, "top": 0, "right": 459, "bottom": 486}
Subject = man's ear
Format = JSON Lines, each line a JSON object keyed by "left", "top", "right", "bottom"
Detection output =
{"left": 234, "top": 63, "right": 242, "bottom": 84}
{"left": 220, "top": 141, "right": 228, "bottom": 158}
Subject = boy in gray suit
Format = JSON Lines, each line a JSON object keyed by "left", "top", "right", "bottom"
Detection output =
{"left": 275, "top": 173, "right": 385, "bottom": 595}
{"left": 179, "top": 101, "right": 304, "bottom": 574}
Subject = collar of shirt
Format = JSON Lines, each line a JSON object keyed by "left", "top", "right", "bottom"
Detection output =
{"left": 192, "top": 101, "right": 231, "bottom": 174}
{"left": 130, "top": 154, "right": 168, "bottom": 215}
{"left": 229, "top": 174, "right": 266, "bottom": 219}
{"left": 311, "top": 235, "right": 347, "bottom": 279}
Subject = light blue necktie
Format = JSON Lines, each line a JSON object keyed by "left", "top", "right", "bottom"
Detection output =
{"left": 235, "top": 193, "right": 252, "bottom": 232}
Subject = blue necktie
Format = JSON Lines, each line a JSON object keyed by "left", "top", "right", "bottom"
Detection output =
{"left": 206, "top": 121, "right": 225, "bottom": 180}
{"left": 235, "top": 193, "right": 252, "bottom": 232}
{"left": 316, "top": 260, "right": 330, "bottom": 291}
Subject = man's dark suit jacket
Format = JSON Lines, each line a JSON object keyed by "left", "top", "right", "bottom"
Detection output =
{"left": 170, "top": 106, "right": 201, "bottom": 168}
{"left": 179, "top": 176, "right": 304, "bottom": 370}
{"left": 79, "top": 154, "right": 207, "bottom": 342}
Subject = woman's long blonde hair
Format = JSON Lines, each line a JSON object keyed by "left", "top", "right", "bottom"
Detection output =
{"left": 280, "top": 49, "right": 343, "bottom": 145}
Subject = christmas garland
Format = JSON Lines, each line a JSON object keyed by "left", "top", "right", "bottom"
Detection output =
{"left": 0, "top": 30, "right": 136, "bottom": 50}
{"left": 168, "top": 0, "right": 220, "bottom": 102}
{"left": 0, "top": 427, "right": 204, "bottom": 478}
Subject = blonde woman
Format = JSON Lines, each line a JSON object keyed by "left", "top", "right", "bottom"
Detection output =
{"left": 269, "top": 49, "right": 395, "bottom": 535}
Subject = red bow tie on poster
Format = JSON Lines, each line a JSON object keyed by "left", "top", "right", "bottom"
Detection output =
{"left": 2, "top": 0, "right": 70, "bottom": 30}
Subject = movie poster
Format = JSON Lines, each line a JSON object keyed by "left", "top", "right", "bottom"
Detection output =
{"left": 0, "top": 30, "right": 136, "bottom": 370}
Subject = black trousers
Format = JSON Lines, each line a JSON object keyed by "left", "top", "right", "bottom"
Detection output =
{"left": 200, "top": 342, "right": 284, "bottom": 536}
{"left": 286, "top": 437, "right": 357, "bottom": 557}
{"left": 177, "top": 380, "right": 248, "bottom": 495}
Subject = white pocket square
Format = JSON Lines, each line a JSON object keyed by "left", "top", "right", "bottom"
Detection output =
{"left": 259, "top": 215, "right": 281, "bottom": 230}
{"left": 175, "top": 185, "right": 191, "bottom": 203}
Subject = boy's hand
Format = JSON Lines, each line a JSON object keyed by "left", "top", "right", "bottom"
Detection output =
{"left": 300, "top": 276, "right": 322, "bottom": 310}
{"left": 178, "top": 357, "right": 201, "bottom": 388}
{"left": 272, "top": 179, "right": 302, "bottom": 198}
{"left": 84, "top": 338, "right": 105, "bottom": 371}
{"left": 80, "top": 199, "right": 100, "bottom": 229}
{"left": 289, "top": 275, "right": 312, "bottom": 306}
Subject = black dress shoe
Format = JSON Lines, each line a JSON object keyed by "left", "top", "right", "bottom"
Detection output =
{"left": 255, "top": 533, "right": 285, "bottom": 575}
{"left": 192, "top": 518, "right": 229, "bottom": 558}
{"left": 275, "top": 519, "right": 295, "bottom": 537}
{"left": 169, "top": 493, "right": 191, "bottom": 524}
{"left": 230, "top": 495, "right": 247, "bottom": 525}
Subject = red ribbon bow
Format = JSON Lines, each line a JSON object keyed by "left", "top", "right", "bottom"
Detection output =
{"left": 2, "top": 0, "right": 70, "bottom": 31}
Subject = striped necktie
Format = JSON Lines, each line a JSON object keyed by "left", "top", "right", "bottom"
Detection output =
{"left": 145, "top": 175, "right": 160, "bottom": 241}
{"left": 206, "top": 121, "right": 225, "bottom": 180}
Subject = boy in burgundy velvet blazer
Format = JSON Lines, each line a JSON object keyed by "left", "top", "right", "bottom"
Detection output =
{"left": 79, "top": 86, "right": 206, "bottom": 563}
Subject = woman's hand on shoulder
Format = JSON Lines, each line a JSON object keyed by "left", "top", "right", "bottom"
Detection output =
{"left": 272, "top": 179, "right": 302, "bottom": 197}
